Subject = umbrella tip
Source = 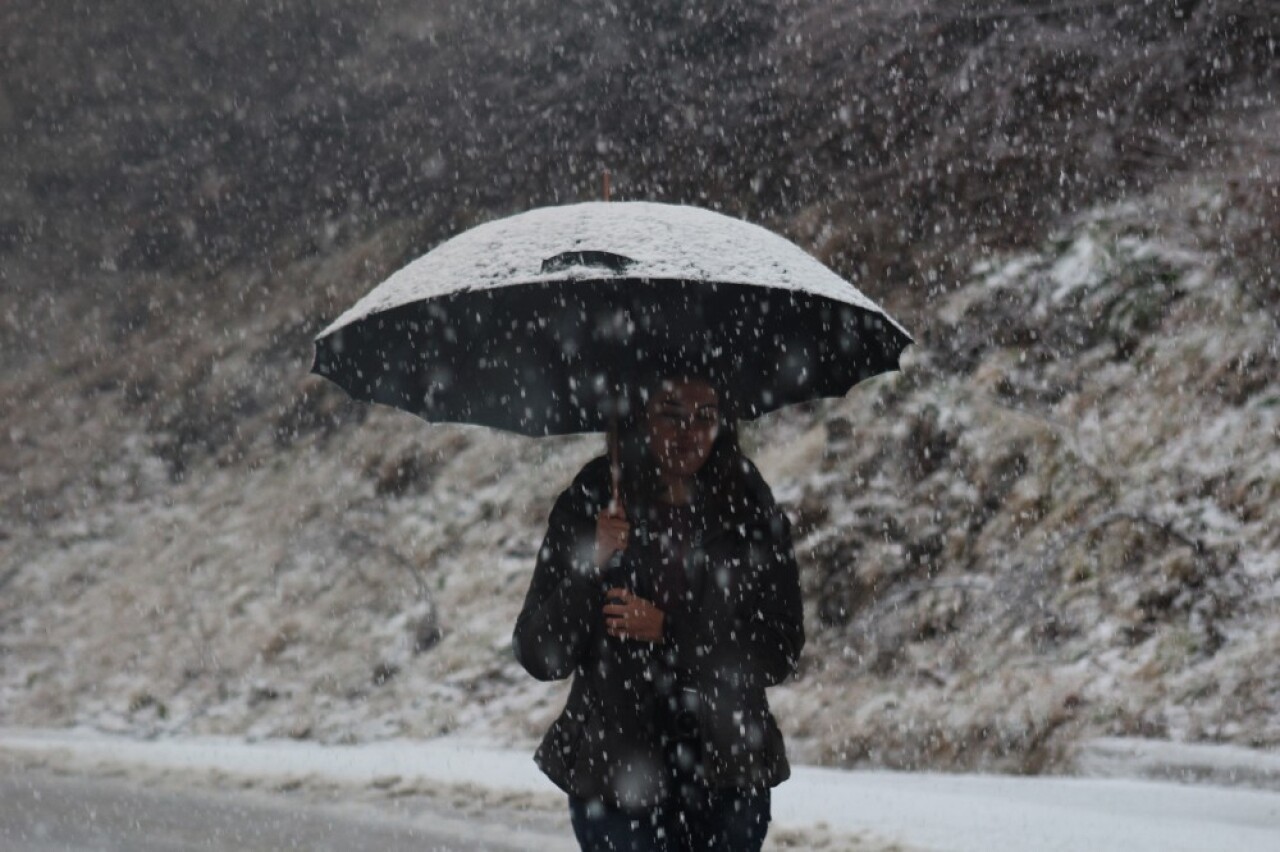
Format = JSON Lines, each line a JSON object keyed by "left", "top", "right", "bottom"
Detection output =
{"left": 603, "top": 169, "right": 611, "bottom": 202}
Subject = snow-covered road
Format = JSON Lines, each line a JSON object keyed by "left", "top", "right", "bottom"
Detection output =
{"left": 0, "top": 770, "right": 563, "bottom": 852}
{"left": 2, "top": 728, "right": 1278, "bottom": 851}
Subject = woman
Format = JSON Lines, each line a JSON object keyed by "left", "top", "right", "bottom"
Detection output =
{"left": 513, "top": 374, "right": 804, "bottom": 852}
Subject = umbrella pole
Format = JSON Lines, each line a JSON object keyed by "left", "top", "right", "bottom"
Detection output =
{"left": 607, "top": 411, "right": 621, "bottom": 511}
{"left": 603, "top": 168, "right": 619, "bottom": 510}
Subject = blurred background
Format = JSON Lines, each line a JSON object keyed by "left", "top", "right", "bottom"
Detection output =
{"left": 2, "top": 0, "right": 1277, "bottom": 775}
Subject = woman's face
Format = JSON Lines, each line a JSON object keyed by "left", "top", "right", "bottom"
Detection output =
{"left": 643, "top": 378, "right": 721, "bottom": 479}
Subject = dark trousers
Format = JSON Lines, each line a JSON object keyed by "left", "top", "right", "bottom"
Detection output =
{"left": 568, "top": 786, "right": 770, "bottom": 852}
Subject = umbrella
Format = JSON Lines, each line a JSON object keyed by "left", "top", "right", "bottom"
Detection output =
{"left": 312, "top": 202, "right": 912, "bottom": 449}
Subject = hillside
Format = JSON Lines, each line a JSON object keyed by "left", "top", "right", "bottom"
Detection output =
{"left": 1, "top": 1, "right": 1277, "bottom": 773}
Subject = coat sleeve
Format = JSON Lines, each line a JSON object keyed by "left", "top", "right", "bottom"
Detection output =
{"left": 738, "top": 509, "right": 806, "bottom": 687}
{"left": 512, "top": 487, "right": 601, "bottom": 681}
{"left": 663, "top": 508, "right": 805, "bottom": 688}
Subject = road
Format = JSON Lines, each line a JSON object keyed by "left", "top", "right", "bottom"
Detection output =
{"left": 0, "top": 768, "right": 573, "bottom": 852}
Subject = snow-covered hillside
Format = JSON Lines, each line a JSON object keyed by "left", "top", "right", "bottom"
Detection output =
{"left": 2, "top": 0, "right": 1277, "bottom": 781}
{"left": 3, "top": 178, "right": 1277, "bottom": 776}
{"left": 769, "top": 183, "right": 1280, "bottom": 771}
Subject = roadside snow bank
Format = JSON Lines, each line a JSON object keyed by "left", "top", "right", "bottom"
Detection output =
{"left": 1078, "top": 737, "right": 1280, "bottom": 791}
{"left": 3, "top": 729, "right": 1277, "bottom": 852}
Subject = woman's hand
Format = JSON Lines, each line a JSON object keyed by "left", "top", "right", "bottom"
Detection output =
{"left": 595, "top": 501, "right": 630, "bottom": 569}
{"left": 603, "top": 588, "right": 665, "bottom": 643}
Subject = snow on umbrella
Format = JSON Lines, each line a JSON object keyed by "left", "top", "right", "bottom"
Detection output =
{"left": 312, "top": 201, "right": 912, "bottom": 442}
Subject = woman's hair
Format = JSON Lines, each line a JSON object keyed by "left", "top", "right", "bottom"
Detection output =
{"left": 612, "top": 374, "right": 768, "bottom": 526}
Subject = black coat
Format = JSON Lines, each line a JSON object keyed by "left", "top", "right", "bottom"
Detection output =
{"left": 513, "top": 455, "right": 804, "bottom": 811}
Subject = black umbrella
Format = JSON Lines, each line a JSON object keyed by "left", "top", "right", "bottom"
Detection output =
{"left": 313, "top": 201, "right": 910, "bottom": 429}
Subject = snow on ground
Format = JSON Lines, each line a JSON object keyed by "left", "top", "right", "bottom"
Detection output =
{"left": 3, "top": 728, "right": 1278, "bottom": 852}
{"left": 1078, "top": 737, "right": 1280, "bottom": 791}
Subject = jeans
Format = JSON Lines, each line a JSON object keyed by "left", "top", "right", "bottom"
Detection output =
{"left": 568, "top": 786, "right": 770, "bottom": 852}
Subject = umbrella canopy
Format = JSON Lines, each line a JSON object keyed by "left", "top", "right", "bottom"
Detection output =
{"left": 312, "top": 201, "right": 911, "bottom": 435}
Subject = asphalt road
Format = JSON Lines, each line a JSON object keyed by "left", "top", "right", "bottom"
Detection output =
{"left": 0, "top": 769, "right": 569, "bottom": 852}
